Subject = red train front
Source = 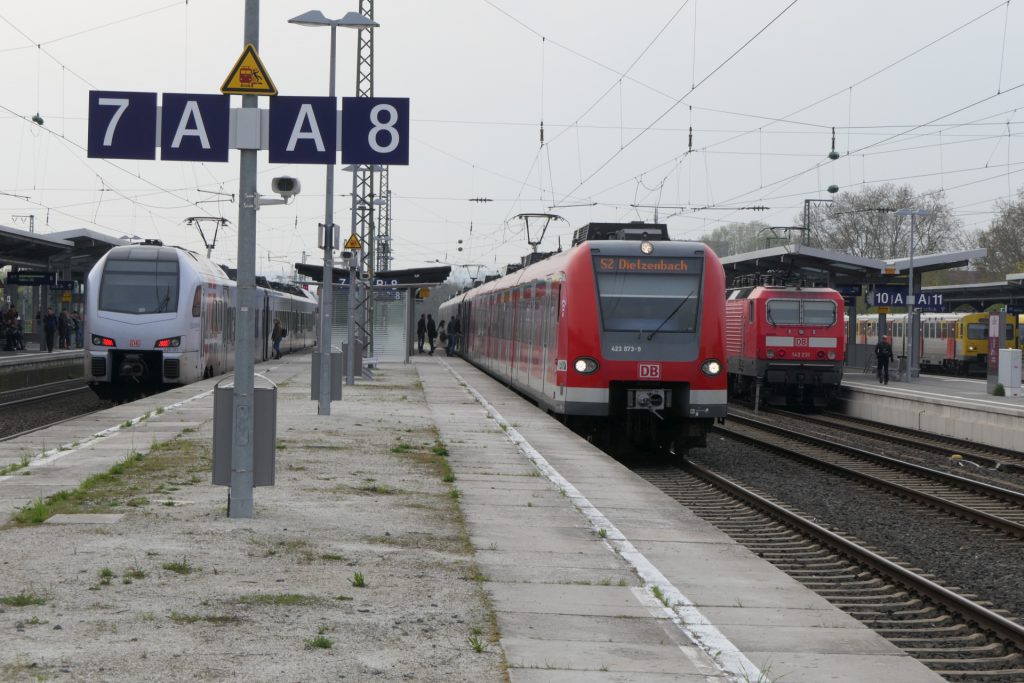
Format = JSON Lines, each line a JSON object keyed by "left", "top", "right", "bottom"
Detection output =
{"left": 439, "top": 222, "right": 726, "bottom": 456}
{"left": 725, "top": 278, "right": 845, "bottom": 408}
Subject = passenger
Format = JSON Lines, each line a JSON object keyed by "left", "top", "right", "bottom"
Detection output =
{"left": 426, "top": 314, "right": 437, "bottom": 355}
{"left": 42, "top": 307, "right": 57, "bottom": 353}
{"left": 271, "top": 318, "right": 284, "bottom": 359}
{"left": 58, "top": 310, "right": 71, "bottom": 350}
{"left": 416, "top": 314, "right": 426, "bottom": 353}
{"left": 875, "top": 335, "right": 893, "bottom": 385}
{"left": 450, "top": 316, "right": 461, "bottom": 355}
{"left": 72, "top": 311, "right": 83, "bottom": 349}
{"left": 438, "top": 320, "right": 447, "bottom": 354}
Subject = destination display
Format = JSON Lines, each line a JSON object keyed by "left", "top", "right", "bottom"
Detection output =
{"left": 594, "top": 256, "right": 702, "bottom": 274}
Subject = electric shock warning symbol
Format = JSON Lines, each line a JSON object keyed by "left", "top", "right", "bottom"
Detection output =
{"left": 221, "top": 44, "right": 277, "bottom": 96}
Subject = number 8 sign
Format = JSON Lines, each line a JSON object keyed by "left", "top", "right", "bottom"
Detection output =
{"left": 341, "top": 97, "right": 410, "bottom": 165}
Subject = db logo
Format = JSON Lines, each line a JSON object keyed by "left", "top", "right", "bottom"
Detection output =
{"left": 639, "top": 363, "right": 661, "bottom": 379}
{"left": 794, "top": 338, "right": 809, "bottom": 347}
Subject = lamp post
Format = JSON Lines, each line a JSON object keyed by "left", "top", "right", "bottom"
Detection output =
{"left": 289, "top": 9, "right": 379, "bottom": 416}
{"left": 894, "top": 208, "right": 929, "bottom": 382}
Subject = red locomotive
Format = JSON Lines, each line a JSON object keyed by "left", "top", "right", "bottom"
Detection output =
{"left": 439, "top": 223, "right": 727, "bottom": 455}
{"left": 725, "top": 276, "right": 845, "bottom": 408}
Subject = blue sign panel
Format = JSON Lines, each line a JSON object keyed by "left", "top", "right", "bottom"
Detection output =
{"left": 868, "top": 285, "right": 943, "bottom": 311}
{"left": 268, "top": 96, "right": 337, "bottom": 164}
{"left": 88, "top": 91, "right": 158, "bottom": 160}
{"left": 7, "top": 271, "right": 54, "bottom": 286}
{"left": 160, "top": 93, "right": 230, "bottom": 162}
{"left": 835, "top": 284, "right": 862, "bottom": 297}
{"left": 341, "top": 97, "right": 410, "bottom": 165}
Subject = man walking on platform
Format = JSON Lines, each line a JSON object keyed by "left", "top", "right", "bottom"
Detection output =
{"left": 426, "top": 314, "right": 437, "bottom": 355}
{"left": 42, "top": 308, "right": 57, "bottom": 353}
{"left": 875, "top": 334, "right": 894, "bottom": 384}
{"left": 416, "top": 314, "right": 426, "bottom": 353}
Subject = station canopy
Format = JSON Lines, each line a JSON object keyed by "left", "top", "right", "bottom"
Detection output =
{"left": 720, "top": 243, "right": 986, "bottom": 288}
{"left": 920, "top": 272, "right": 1024, "bottom": 311}
{"left": 0, "top": 224, "right": 124, "bottom": 278}
{"left": 293, "top": 262, "right": 451, "bottom": 288}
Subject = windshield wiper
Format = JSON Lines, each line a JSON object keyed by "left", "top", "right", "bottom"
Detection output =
{"left": 156, "top": 286, "right": 170, "bottom": 313}
{"left": 647, "top": 291, "right": 694, "bottom": 340}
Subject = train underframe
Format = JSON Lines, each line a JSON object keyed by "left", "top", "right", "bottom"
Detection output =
{"left": 566, "top": 381, "right": 716, "bottom": 457}
{"left": 87, "top": 350, "right": 178, "bottom": 402}
{"left": 728, "top": 361, "right": 842, "bottom": 409}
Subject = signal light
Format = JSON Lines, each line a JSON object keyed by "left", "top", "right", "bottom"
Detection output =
{"left": 155, "top": 336, "right": 181, "bottom": 348}
{"left": 92, "top": 334, "right": 116, "bottom": 347}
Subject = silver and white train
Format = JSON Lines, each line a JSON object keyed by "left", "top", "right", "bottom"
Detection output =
{"left": 85, "top": 240, "right": 317, "bottom": 401}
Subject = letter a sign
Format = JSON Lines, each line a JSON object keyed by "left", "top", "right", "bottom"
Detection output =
{"left": 221, "top": 44, "right": 277, "bottom": 96}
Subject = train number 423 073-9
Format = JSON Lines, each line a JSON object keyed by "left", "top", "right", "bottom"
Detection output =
{"left": 610, "top": 345, "right": 642, "bottom": 353}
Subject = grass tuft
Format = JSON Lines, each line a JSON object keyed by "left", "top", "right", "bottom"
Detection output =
{"left": 162, "top": 558, "right": 196, "bottom": 575}
{"left": 0, "top": 591, "right": 46, "bottom": 606}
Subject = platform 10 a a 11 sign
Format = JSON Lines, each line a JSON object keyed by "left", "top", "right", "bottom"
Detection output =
{"left": 87, "top": 90, "right": 409, "bottom": 166}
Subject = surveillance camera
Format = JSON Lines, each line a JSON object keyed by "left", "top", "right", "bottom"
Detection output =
{"left": 271, "top": 177, "right": 301, "bottom": 199}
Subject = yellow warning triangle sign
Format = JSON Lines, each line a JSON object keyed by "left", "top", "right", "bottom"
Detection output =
{"left": 221, "top": 44, "right": 277, "bottom": 96}
{"left": 344, "top": 234, "right": 363, "bottom": 250}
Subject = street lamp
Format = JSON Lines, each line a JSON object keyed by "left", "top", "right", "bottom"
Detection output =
{"left": 289, "top": 9, "right": 379, "bottom": 416}
{"left": 894, "top": 208, "right": 930, "bottom": 382}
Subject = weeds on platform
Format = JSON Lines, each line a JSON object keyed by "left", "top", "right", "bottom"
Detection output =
{"left": 161, "top": 558, "right": 196, "bottom": 575}
{"left": 7, "top": 438, "right": 210, "bottom": 525}
{"left": 236, "top": 593, "right": 321, "bottom": 607}
{"left": 350, "top": 571, "right": 366, "bottom": 588}
{"left": 0, "top": 454, "right": 32, "bottom": 476}
{"left": 0, "top": 590, "right": 46, "bottom": 606}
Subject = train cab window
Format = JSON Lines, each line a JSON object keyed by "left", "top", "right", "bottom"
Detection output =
{"left": 98, "top": 253, "right": 180, "bottom": 314}
{"left": 593, "top": 271, "right": 701, "bottom": 334}
{"left": 967, "top": 323, "right": 988, "bottom": 340}
{"left": 766, "top": 299, "right": 836, "bottom": 326}
{"left": 1007, "top": 324, "right": 1015, "bottom": 341}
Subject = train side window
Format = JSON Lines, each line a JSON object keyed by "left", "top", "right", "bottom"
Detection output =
{"left": 748, "top": 300, "right": 754, "bottom": 324}
{"left": 192, "top": 286, "right": 202, "bottom": 317}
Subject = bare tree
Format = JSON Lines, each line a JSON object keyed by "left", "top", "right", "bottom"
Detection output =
{"left": 803, "top": 184, "right": 963, "bottom": 259}
{"left": 976, "top": 189, "right": 1024, "bottom": 276}
{"left": 699, "top": 221, "right": 783, "bottom": 256}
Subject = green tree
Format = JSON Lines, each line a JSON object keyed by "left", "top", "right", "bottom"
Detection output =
{"left": 976, "top": 189, "right": 1024, "bottom": 276}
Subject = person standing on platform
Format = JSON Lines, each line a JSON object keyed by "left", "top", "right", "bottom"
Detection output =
{"left": 416, "top": 314, "right": 426, "bottom": 353}
{"left": 72, "top": 311, "right": 83, "bottom": 348}
{"left": 875, "top": 334, "right": 894, "bottom": 384}
{"left": 426, "top": 314, "right": 437, "bottom": 355}
{"left": 58, "top": 310, "right": 71, "bottom": 349}
{"left": 43, "top": 308, "right": 57, "bottom": 352}
{"left": 449, "top": 315, "right": 461, "bottom": 355}
{"left": 271, "top": 318, "right": 284, "bottom": 359}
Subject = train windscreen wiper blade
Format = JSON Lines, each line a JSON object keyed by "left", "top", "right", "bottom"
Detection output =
{"left": 647, "top": 291, "right": 693, "bottom": 341}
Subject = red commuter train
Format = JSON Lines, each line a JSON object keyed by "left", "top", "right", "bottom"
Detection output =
{"left": 439, "top": 223, "right": 727, "bottom": 455}
{"left": 725, "top": 277, "right": 845, "bottom": 408}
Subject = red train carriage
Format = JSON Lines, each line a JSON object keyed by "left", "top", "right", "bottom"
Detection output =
{"left": 439, "top": 223, "right": 727, "bottom": 455}
{"left": 725, "top": 279, "right": 845, "bottom": 408}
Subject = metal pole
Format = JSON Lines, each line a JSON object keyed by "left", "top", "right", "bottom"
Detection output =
{"left": 907, "top": 213, "right": 916, "bottom": 382}
{"left": 317, "top": 25, "right": 338, "bottom": 414}
{"left": 347, "top": 169, "right": 358, "bottom": 385}
{"left": 230, "top": 0, "right": 259, "bottom": 518}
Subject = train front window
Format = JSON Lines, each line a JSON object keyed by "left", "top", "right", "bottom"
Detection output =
{"left": 593, "top": 256, "right": 703, "bottom": 334}
{"left": 766, "top": 299, "right": 836, "bottom": 326}
{"left": 99, "top": 258, "right": 180, "bottom": 314}
{"left": 966, "top": 323, "right": 988, "bottom": 340}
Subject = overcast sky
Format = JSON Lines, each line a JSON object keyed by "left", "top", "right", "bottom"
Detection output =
{"left": 1, "top": 1, "right": 1022, "bottom": 280}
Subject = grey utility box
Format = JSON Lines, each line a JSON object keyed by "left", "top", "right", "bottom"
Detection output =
{"left": 212, "top": 375, "right": 277, "bottom": 487}
{"left": 311, "top": 350, "right": 342, "bottom": 400}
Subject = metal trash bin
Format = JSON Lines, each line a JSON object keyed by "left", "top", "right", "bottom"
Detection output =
{"left": 343, "top": 341, "right": 363, "bottom": 378}
{"left": 212, "top": 374, "right": 277, "bottom": 487}
{"left": 311, "top": 349, "right": 342, "bottom": 400}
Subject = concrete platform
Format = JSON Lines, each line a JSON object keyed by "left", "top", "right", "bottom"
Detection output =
{"left": 841, "top": 368, "right": 1024, "bottom": 451}
{"left": 0, "top": 354, "right": 944, "bottom": 682}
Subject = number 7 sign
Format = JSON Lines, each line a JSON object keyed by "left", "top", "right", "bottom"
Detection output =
{"left": 341, "top": 97, "right": 409, "bottom": 165}
{"left": 87, "top": 91, "right": 157, "bottom": 160}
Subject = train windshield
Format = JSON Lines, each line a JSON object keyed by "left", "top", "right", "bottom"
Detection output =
{"left": 593, "top": 256, "right": 703, "bottom": 333}
{"left": 966, "top": 323, "right": 988, "bottom": 340}
{"left": 98, "top": 257, "right": 180, "bottom": 314}
{"left": 766, "top": 299, "right": 836, "bottom": 326}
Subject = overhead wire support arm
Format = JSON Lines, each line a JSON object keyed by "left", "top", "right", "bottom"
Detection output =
{"left": 185, "top": 216, "right": 230, "bottom": 258}
{"left": 512, "top": 212, "right": 567, "bottom": 253}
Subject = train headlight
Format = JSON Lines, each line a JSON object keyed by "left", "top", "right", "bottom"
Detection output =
{"left": 827, "top": 351, "right": 836, "bottom": 360}
{"left": 573, "top": 357, "right": 599, "bottom": 374}
{"left": 701, "top": 359, "right": 722, "bottom": 376}
{"left": 640, "top": 240, "right": 654, "bottom": 255}
{"left": 968, "top": 344, "right": 976, "bottom": 352}
{"left": 766, "top": 349, "right": 775, "bottom": 359}
{"left": 155, "top": 336, "right": 181, "bottom": 349}
{"left": 92, "top": 334, "right": 116, "bottom": 347}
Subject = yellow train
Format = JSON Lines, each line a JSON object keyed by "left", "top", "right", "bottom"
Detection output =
{"left": 856, "top": 312, "right": 1020, "bottom": 375}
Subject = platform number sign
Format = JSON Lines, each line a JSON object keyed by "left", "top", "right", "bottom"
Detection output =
{"left": 341, "top": 97, "right": 410, "bottom": 165}
{"left": 88, "top": 91, "right": 158, "bottom": 160}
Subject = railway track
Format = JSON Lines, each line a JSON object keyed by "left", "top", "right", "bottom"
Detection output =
{"left": 774, "top": 408, "right": 1024, "bottom": 474}
{"left": 0, "top": 380, "right": 108, "bottom": 442}
{"left": 719, "top": 410, "right": 1024, "bottom": 538}
{"left": 636, "top": 463, "right": 1024, "bottom": 681}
